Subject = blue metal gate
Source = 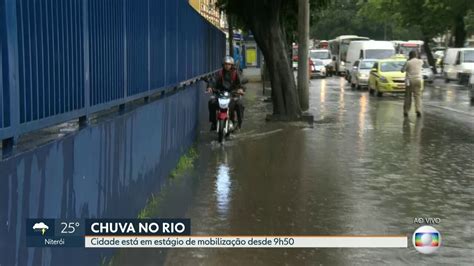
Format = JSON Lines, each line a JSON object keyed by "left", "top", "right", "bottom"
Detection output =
{"left": 0, "top": 0, "right": 225, "bottom": 145}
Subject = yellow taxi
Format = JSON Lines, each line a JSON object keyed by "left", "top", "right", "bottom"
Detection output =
{"left": 368, "top": 55, "right": 407, "bottom": 97}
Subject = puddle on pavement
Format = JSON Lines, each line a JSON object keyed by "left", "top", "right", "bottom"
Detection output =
{"left": 114, "top": 78, "right": 474, "bottom": 266}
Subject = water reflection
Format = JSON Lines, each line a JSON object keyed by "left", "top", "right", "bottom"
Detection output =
{"left": 402, "top": 118, "right": 423, "bottom": 164}
{"left": 358, "top": 94, "right": 368, "bottom": 139}
{"left": 339, "top": 77, "right": 346, "bottom": 92}
{"left": 445, "top": 89, "right": 454, "bottom": 103}
{"left": 402, "top": 118, "right": 423, "bottom": 143}
{"left": 338, "top": 78, "right": 345, "bottom": 121}
{"left": 215, "top": 157, "right": 232, "bottom": 216}
{"left": 320, "top": 79, "right": 327, "bottom": 103}
{"left": 319, "top": 79, "right": 327, "bottom": 117}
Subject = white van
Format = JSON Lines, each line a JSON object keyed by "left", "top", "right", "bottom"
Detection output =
{"left": 443, "top": 48, "right": 474, "bottom": 84}
{"left": 345, "top": 41, "right": 395, "bottom": 81}
{"left": 309, "top": 49, "right": 332, "bottom": 66}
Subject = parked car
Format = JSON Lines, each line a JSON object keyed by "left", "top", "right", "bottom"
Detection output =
{"left": 368, "top": 56, "right": 407, "bottom": 97}
{"left": 422, "top": 61, "right": 435, "bottom": 84}
{"left": 443, "top": 48, "right": 474, "bottom": 84}
{"left": 350, "top": 59, "right": 377, "bottom": 90}
{"left": 346, "top": 40, "right": 396, "bottom": 82}
{"left": 310, "top": 59, "right": 327, "bottom": 78}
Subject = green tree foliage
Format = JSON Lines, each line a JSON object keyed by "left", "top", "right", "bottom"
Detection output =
{"left": 311, "top": 0, "right": 471, "bottom": 71}
{"left": 311, "top": 0, "right": 425, "bottom": 40}
{"left": 444, "top": 0, "right": 474, "bottom": 47}
{"left": 312, "top": 0, "right": 472, "bottom": 46}
{"left": 466, "top": 10, "right": 474, "bottom": 34}
{"left": 395, "top": 0, "right": 450, "bottom": 38}
{"left": 312, "top": 0, "right": 409, "bottom": 40}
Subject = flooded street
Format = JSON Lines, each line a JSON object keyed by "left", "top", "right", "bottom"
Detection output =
{"left": 116, "top": 77, "right": 473, "bottom": 265}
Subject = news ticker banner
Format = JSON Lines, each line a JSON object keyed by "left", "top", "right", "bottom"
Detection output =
{"left": 26, "top": 219, "right": 407, "bottom": 248}
{"left": 84, "top": 236, "right": 407, "bottom": 248}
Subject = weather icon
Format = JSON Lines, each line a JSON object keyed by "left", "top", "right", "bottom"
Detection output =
{"left": 32, "top": 222, "right": 49, "bottom": 235}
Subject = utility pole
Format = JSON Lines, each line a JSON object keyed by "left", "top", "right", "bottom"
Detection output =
{"left": 228, "top": 15, "right": 234, "bottom": 57}
{"left": 297, "top": 0, "right": 309, "bottom": 111}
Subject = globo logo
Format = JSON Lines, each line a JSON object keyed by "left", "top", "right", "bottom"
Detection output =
{"left": 412, "top": 225, "right": 441, "bottom": 254}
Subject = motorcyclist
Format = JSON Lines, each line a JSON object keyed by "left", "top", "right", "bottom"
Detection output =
{"left": 327, "top": 56, "right": 336, "bottom": 77}
{"left": 207, "top": 56, "right": 245, "bottom": 131}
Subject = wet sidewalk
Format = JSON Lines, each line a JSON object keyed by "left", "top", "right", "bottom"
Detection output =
{"left": 115, "top": 77, "right": 473, "bottom": 265}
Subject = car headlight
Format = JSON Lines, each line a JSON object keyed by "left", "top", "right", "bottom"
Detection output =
{"left": 321, "top": 67, "right": 326, "bottom": 72}
{"left": 359, "top": 73, "right": 368, "bottom": 79}
{"left": 380, "top": 76, "right": 388, "bottom": 83}
{"left": 341, "top": 61, "right": 345, "bottom": 66}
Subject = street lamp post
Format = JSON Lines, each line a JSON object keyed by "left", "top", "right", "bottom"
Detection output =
{"left": 297, "top": 0, "right": 309, "bottom": 111}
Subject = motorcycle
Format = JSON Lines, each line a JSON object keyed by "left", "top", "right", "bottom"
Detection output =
{"left": 325, "top": 64, "right": 335, "bottom": 77}
{"left": 206, "top": 77, "right": 247, "bottom": 144}
{"left": 216, "top": 91, "right": 241, "bottom": 143}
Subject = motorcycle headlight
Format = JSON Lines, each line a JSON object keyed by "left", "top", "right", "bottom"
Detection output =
{"left": 380, "top": 76, "right": 388, "bottom": 83}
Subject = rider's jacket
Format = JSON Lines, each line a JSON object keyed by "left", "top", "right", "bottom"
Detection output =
{"left": 209, "top": 68, "right": 241, "bottom": 93}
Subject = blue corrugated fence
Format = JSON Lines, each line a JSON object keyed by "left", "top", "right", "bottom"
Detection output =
{"left": 0, "top": 0, "right": 225, "bottom": 143}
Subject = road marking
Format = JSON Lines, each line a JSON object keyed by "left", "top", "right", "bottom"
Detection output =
{"left": 224, "top": 129, "right": 285, "bottom": 143}
{"left": 383, "top": 101, "right": 473, "bottom": 117}
{"left": 244, "top": 129, "right": 284, "bottom": 138}
{"left": 423, "top": 103, "right": 474, "bottom": 117}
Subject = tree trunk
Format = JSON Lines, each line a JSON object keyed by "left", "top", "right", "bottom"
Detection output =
{"left": 423, "top": 37, "right": 437, "bottom": 74}
{"left": 453, "top": 15, "right": 466, "bottom": 48}
{"left": 448, "top": 31, "right": 455, "bottom": 47}
{"left": 249, "top": 16, "right": 301, "bottom": 118}
{"left": 228, "top": 15, "right": 234, "bottom": 57}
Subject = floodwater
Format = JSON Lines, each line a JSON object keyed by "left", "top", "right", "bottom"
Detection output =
{"left": 115, "top": 77, "right": 474, "bottom": 265}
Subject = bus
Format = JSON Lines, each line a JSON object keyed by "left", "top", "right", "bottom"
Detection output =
{"left": 329, "top": 35, "right": 369, "bottom": 75}
{"left": 394, "top": 40, "right": 424, "bottom": 57}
